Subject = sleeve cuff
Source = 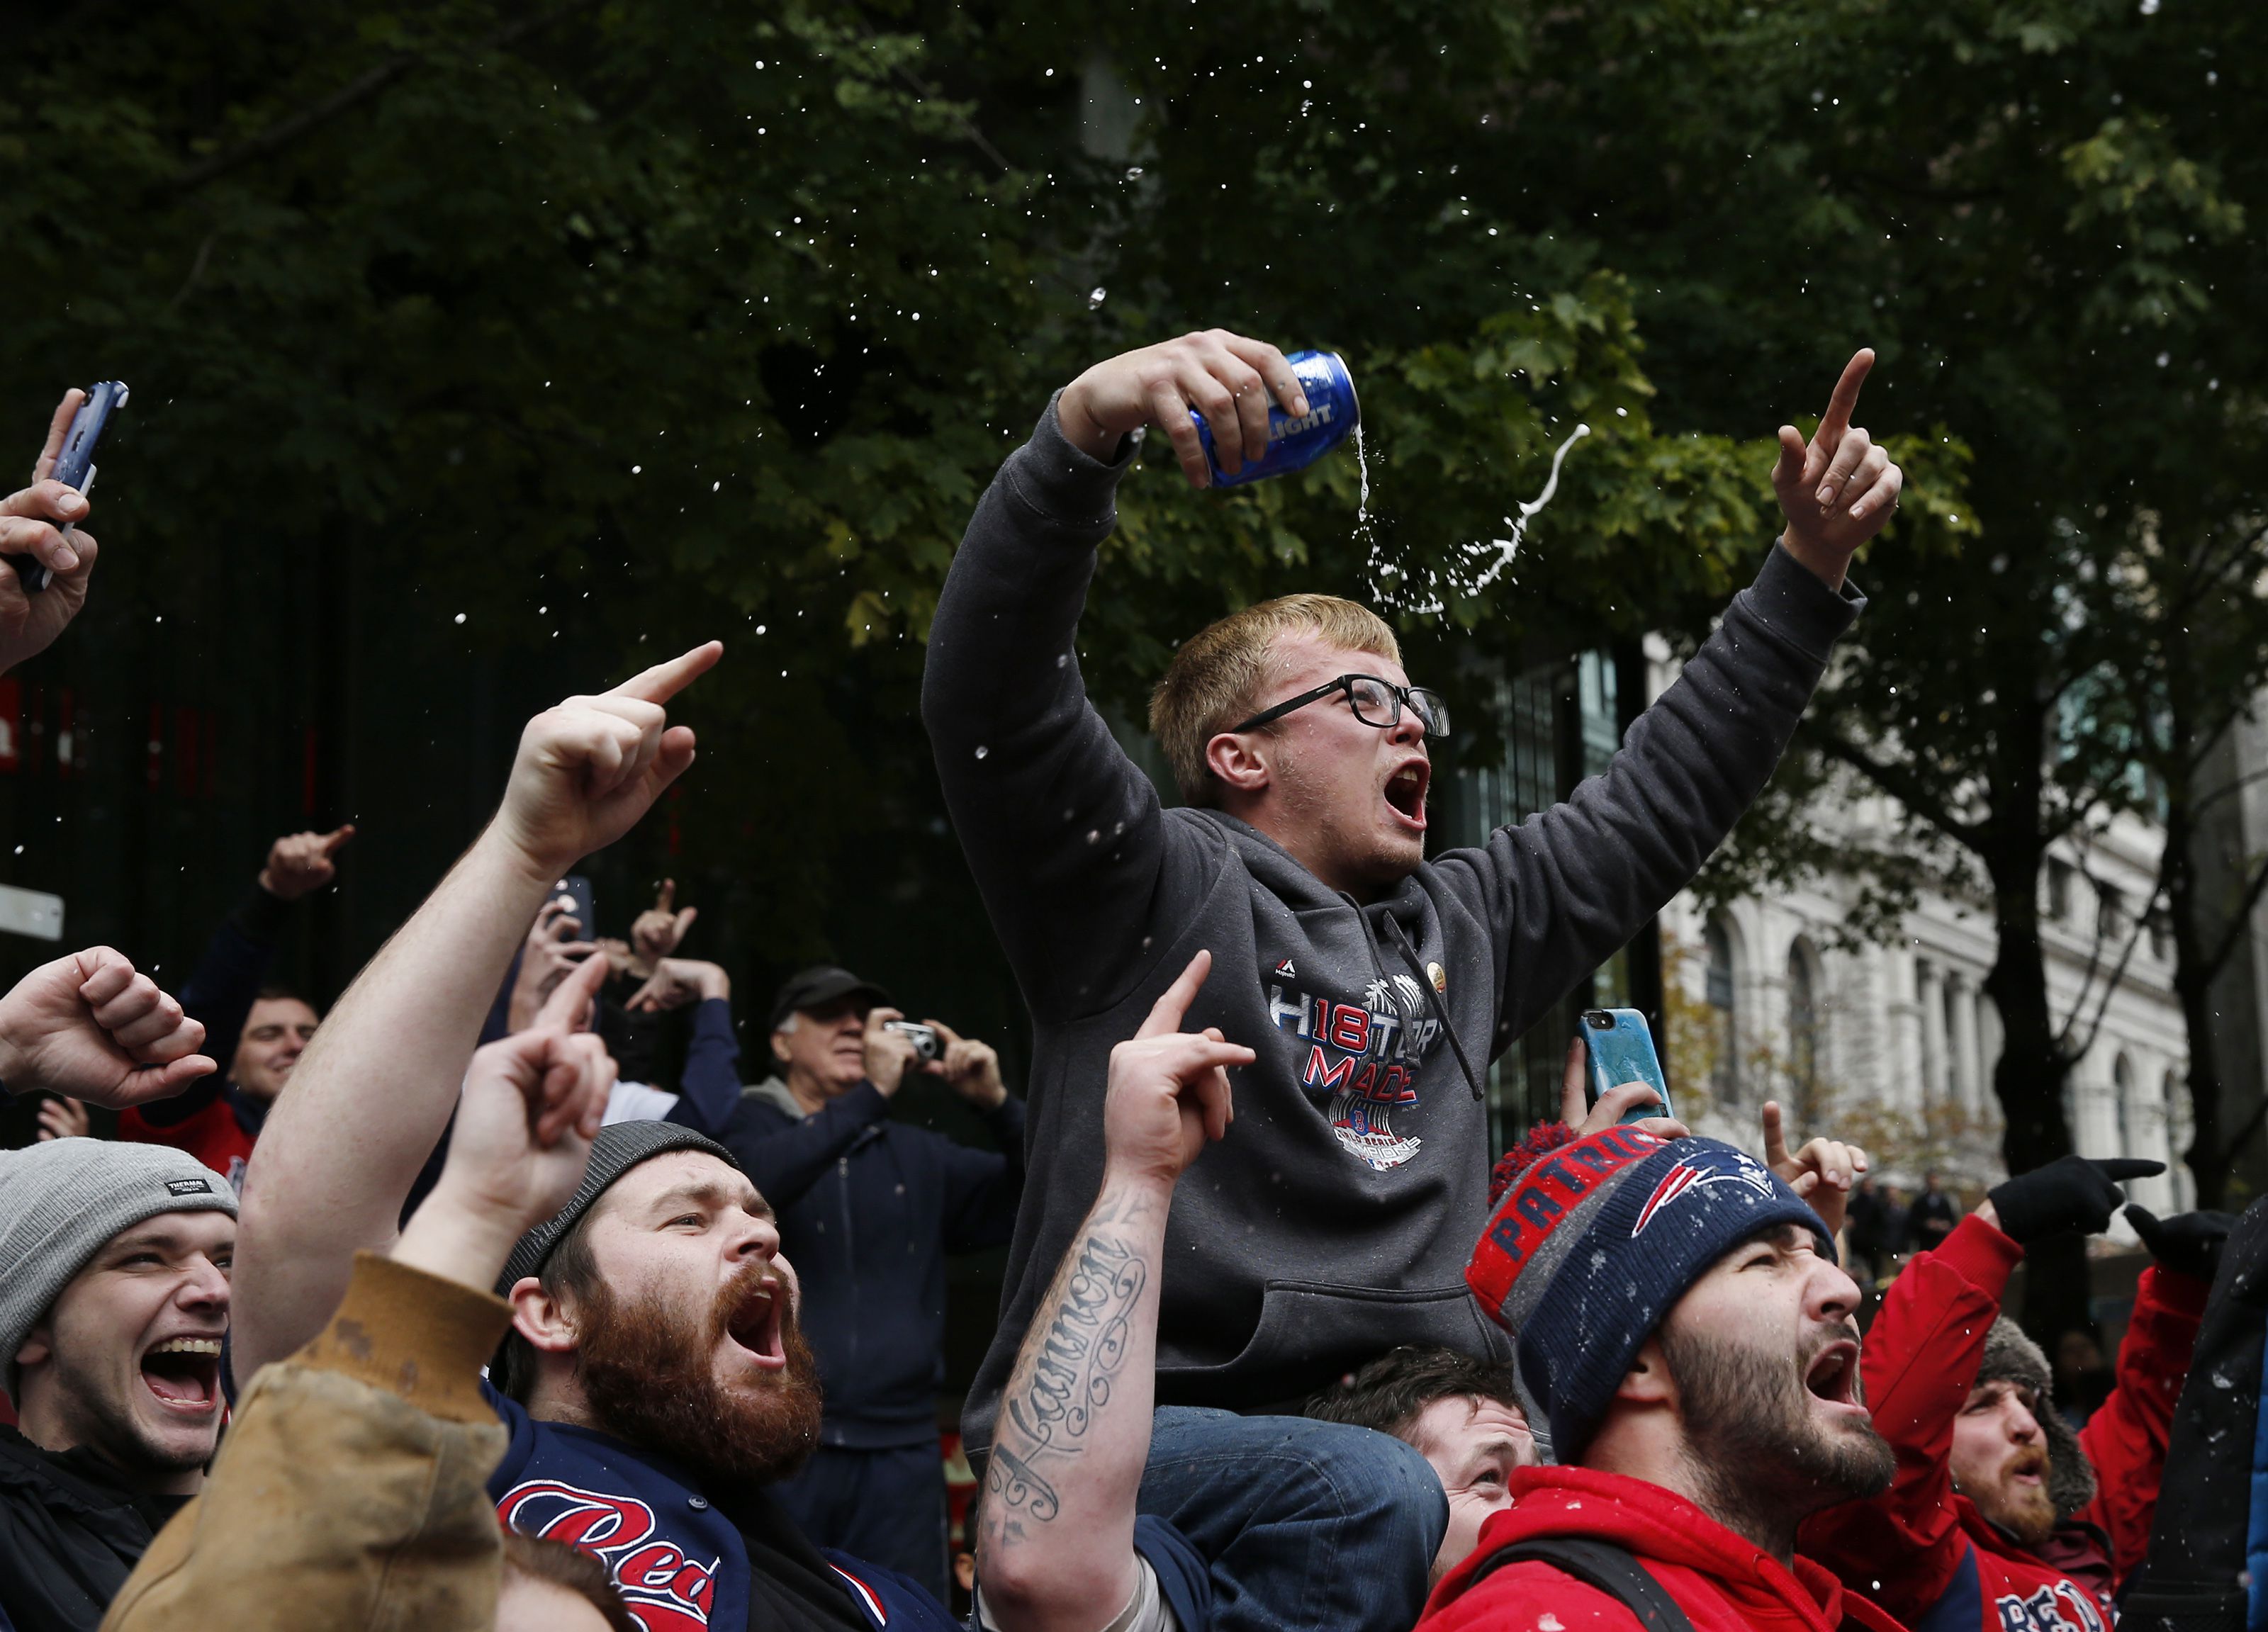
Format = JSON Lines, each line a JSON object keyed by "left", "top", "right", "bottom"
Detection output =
{"left": 1741, "top": 541, "right": 1866, "bottom": 663}
{"left": 1933, "top": 1210, "right": 2026, "bottom": 1300}
{"left": 692, "top": 996, "right": 738, "bottom": 1045}
{"left": 291, "top": 1251, "right": 513, "bottom": 1424}
{"left": 2139, "top": 1261, "right": 2213, "bottom": 1320}
{"left": 1001, "top": 390, "right": 1141, "bottom": 539}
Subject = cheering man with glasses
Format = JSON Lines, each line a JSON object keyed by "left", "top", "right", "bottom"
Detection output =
{"left": 923, "top": 329, "right": 1900, "bottom": 1632}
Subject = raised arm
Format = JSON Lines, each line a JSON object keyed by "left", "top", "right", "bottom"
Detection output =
{"left": 979, "top": 950, "right": 1250, "bottom": 1632}
{"left": 1449, "top": 352, "right": 1898, "bottom": 1041}
{"left": 920, "top": 332, "right": 1303, "bottom": 1021}
{"left": 230, "top": 643, "right": 719, "bottom": 1385}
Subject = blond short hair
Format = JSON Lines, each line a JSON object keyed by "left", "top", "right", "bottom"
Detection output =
{"left": 1148, "top": 594, "right": 1401, "bottom": 806}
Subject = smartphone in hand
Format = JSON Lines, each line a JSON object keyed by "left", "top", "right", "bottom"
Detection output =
{"left": 1580, "top": 1007, "right": 1674, "bottom": 1125}
{"left": 9, "top": 381, "right": 129, "bottom": 594}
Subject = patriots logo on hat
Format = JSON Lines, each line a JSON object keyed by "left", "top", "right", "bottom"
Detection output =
{"left": 1630, "top": 1155, "right": 1773, "bottom": 1237}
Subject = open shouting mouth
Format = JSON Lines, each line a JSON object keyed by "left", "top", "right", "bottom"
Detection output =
{"left": 722, "top": 1276, "right": 788, "bottom": 1374}
{"left": 1803, "top": 1339, "right": 1868, "bottom": 1419}
{"left": 1383, "top": 758, "right": 1430, "bottom": 832}
{"left": 141, "top": 1334, "right": 223, "bottom": 1415}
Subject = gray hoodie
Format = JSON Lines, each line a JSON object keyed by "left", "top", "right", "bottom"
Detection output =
{"left": 921, "top": 397, "right": 1861, "bottom": 1453}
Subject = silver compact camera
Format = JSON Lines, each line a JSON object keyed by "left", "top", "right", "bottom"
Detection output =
{"left": 884, "top": 1020, "right": 942, "bottom": 1062}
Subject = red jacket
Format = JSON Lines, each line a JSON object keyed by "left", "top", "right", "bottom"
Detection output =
{"left": 117, "top": 1096, "right": 254, "bottom": 1190}
{"left": 1801, "top": 1213, "right": 2207, "bottom": 1632}
{"left": 1420, "top": 1465, "right": 1910, "bottom": 1632}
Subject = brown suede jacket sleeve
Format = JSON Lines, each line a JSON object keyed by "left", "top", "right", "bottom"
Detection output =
{"left": 102, "top": 1252, "right": 514, "bottom": 1632}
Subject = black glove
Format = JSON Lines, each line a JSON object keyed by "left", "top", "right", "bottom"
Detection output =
{"left": 2125, "top": 1204, "right": 2237, "bottom": 1283}
{"left": 1987, "top": 1154, "right": 2163, "bottom": 1245}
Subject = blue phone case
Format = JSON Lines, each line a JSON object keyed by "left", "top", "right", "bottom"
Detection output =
{"left": 1581, "top": 1008, "right": 1673, "bottom": 1125}
{"left": 9, "top": 381, "right": 128, "bottom": 594}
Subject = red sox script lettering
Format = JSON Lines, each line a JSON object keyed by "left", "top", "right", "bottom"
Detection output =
{"left": 498, "top": 1479, "right": 720, "bottom": 1632}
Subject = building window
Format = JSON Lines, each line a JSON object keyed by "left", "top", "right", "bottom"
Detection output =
{"left": 2045, "top": 860, "right": 2074, "bottom": 923}
{"left": 2148, "top": 912, "right": 2171, "bottom": 962}
{"left": 1706, "top": 917, "right": 1739, "bottom": 1105}
{"left": 1787, "top": 940, "right": 1819, "bottom": 1113}
{"left": 2113, "top": 1055, "right": 2135, "bottom": 1159}
{"left": 2166, "top": 1071, "right": 2194, "bottom": 1211}
{"left": 1941, "top": 977, "right": 1963, "bottom": 1105}
{"left": 2099, "top": 884, "right": 2127, "bottom": 943}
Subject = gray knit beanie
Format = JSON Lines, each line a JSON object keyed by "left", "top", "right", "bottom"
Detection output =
{"left": 0, "top": 1138, "right": 238, "bottom": 1403}
{"left": 1975, "top": 1315, "right": 2098, "bottom": 1519}
{"left": 495, "top": 1120, "right": 739, "bottom": 1295}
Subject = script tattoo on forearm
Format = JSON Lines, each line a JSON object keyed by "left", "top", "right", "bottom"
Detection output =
{"left": 984, "top": 1221, "right": 1147, "bottom": 1533}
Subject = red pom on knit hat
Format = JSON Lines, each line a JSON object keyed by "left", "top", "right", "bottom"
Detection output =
{"left": 1489, "top": 1119, "right": 1577, "bottom": 1207}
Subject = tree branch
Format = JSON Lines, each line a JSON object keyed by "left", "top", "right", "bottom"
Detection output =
{"left": 172, "top": 0, "right": 601, "bottom": 196}
{"left": 1814, "top": 729, "right": 1984, "bottom": 850}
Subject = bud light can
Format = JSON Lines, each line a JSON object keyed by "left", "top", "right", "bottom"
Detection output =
{"left": 1191, "top": 349, "right": 1359, "bottom": 488}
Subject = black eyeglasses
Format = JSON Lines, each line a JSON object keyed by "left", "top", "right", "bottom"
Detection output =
{"left": 1229, "top": 674, "right": 1452, "bottom": 740}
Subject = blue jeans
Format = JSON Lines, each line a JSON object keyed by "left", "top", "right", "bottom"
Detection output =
{"left": 773, "top": 1441, "right": 950, "bottom": 1606}
{"left": 1137, "top": 1407, "right": 1446, "bottom": 1632}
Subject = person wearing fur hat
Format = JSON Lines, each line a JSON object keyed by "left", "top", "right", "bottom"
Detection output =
{"left": 1418, "top": 1120, "right": 1900, "bottom": 1632}
{"left": 1802, "top": 1154, "right": 2226, "bottom": 1632}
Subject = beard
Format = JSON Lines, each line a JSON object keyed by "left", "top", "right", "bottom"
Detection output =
{"left": 1960, "top": 1444, "right": 2057, "bottom": 1547}
{"left": 1661, "top": 1319, "right": 1897, "bottom": 1542}
{"left": 573, "top": 1264, "right": 824, "bottom": 1485}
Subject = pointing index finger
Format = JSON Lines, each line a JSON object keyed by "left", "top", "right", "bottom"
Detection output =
{"left": 1138, "top": 950, "right": 1213, "bottom": 1038}
{"left": 613, "top": 641, "right": 723, "bottom": 707}
{"left": 1814, "top": 349, "right": 1875, "bottom": 447}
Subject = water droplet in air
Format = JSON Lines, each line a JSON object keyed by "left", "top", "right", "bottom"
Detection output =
{"left": 975, "top": 746, "right": 990, "bottom": 760}
{"left": 454, "top": 613, "right": 466, "bottom": 624}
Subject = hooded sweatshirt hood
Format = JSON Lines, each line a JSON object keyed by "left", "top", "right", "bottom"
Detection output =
{"left": 1423, "top": 1465, "right": 1903, "bottom": 1632}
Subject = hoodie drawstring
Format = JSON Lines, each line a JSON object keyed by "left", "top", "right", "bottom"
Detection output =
{"left": 1382, "top": 913, "right": 1487, "bottom": 1103}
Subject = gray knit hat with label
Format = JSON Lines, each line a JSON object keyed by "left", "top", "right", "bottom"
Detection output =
{"left": 0, "top": 1137, "right": 237, "bottom": 1403}
{"left": 495, "top": 1120, "right": 739, "bottom": 1295}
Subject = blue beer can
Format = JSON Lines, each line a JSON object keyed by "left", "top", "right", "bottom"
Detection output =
{"left": 1191, "top": 349, "right": 1359, "bottom": 488}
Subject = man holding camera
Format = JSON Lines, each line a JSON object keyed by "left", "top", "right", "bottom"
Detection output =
{"left": 720, "top": 964, "right": 1026, "bottom": 1602}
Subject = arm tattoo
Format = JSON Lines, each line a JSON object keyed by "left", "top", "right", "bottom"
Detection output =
{"left": 984, "top": 1216, "right": 1148, "bottom": 1531}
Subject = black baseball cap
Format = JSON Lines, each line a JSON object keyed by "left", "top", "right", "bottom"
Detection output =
{"left": 768, "top": 965, "right": 891, "bottom": 1032}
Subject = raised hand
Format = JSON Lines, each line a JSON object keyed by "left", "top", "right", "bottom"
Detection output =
{"left": 259, "top": 824, "right": 357, "bottom": 900}
{"left": 1554, "top": 1037, "right": 1689, "bottom": 1142}
{"left": 862, "top": 1006, "right": 917, "bottom": 1097}
{"left": 0, "top": 391, "right": 101, "bottom": 675}
{"left": 36, "top": 1094, "right": 89, "bottom": 1141}
{"left": 1102, "top": 950, "right": 1253, "bottom": 1186}
{"left": 2124, "top": 1204, "right": 2237, "bottom": 1284}
{"left": 924, "top": 1018, "right": 1008, "bottom": 1110}
{"left": 625, "top": 957, "right": 729, "bottom": 1015}
{"left": 490, "top": 642, "right": 721, "bottom": 881}
{"left": 631, "top": 878, "right": 698, "bottom": 971}
{"left": 0, "top": 947, "right": 215, "bottom": 1108}
{"left": 1761, "top": 1101, "right": 1869, "bottom": 1237}
{"left": 1985, "top": 1154, "right": 2163, "bottom": 1246}
{"left": 1770, "top": 349, "right": 1904, "bottom": 590}
{"left": 505, "top": 895, "right": 600, "bottom": 1033}
{"left": 392, "top": 952, "right": 615, "bottom": 1293}
{"left": 1057, "top": 330, "right": 1311, "bottom": 487}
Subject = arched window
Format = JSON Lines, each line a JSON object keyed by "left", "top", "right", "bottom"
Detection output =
{"left": 2113, "top": 1055, "right": 2135, "bottom": 1158}
{"left": 1787, "top": 939, "right": 1820, "bottom": 1115}
{"left": 1705, "top": 917, "right": 1739, "bottom": 1105}
{"left": 2166, "top": 1071, "right": 2194, "bottom": 1212}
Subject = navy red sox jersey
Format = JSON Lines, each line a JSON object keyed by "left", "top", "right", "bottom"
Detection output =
{"left": 483, "top": 1384, "right": 955, "bottom": 1632}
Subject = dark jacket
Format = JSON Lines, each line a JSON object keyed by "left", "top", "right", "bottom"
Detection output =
{"left": 921, "top": 394, "right": 1863, "bottom": 1452}
{"left": 720, "top": 1079, "right": 1026, "bottom": 1447}
{"left": 0, "top": 1428, "right": 186, "bottom": 1632}
{"left": 116, "top": 885, "right": 291, "bottom": 1186}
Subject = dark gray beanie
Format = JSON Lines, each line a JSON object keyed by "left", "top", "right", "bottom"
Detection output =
{"left": 0, "top": 1139, "right": 238, "bottom": 1404}
{"left": 495, "top": 1120, "right": 739, "bottom": 1295}
{"left": 1976, "top": 1315, "right": 2097, "bottom": 1519}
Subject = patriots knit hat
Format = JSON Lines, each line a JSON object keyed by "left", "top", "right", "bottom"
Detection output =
{"left": 1977, "top": 1315, "right": 2097, "bottom": 1519}
{"left": 0, "top": 1138, "right": 237, "bottom": 1403}
{"left": 496, "top": 1120, "right": 739, "bottom": 1295}
{"left": 1466, "top": 1127, "right": 1832, "bottom": 1463}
